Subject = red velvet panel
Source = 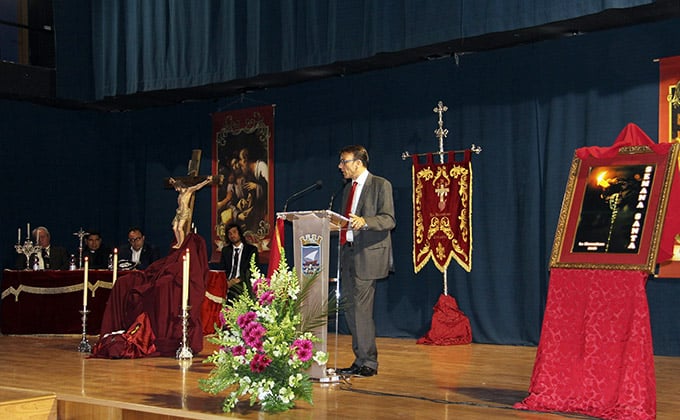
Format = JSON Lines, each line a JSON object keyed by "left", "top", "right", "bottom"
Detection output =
{"left": 97, "top": 233, "right": 208, "bottom": 356}
{"left": 1, "top": 269, "right": 112, "bottom": 334}
{"left": 200, "top": 270, "right": 227, "bottom": 334}
{"left": 515, "top": 268, "right": 655, "bottom": 419}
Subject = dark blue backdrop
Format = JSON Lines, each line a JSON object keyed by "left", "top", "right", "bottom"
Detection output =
{"left": 1, "top": 17, "right": 680, "bottom": 355}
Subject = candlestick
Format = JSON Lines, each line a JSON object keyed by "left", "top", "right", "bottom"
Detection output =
{"left": 83, "top": 257, "right": 89, "bottom": 307}
{"left": 112, "top": 248, "right": 118, "bottom": 285}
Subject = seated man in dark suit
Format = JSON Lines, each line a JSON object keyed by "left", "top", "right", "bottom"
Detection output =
{"left": 118, "top": 227, "right": 161, "bottom": 270}
{"left": 15, "top": 226, "right": 70, "bottom": 270}
{"left": 220, "top": 223, "right": 258, "bottom": 304}
{"left": 84, "top": 230, "right": 112, "bottom": 269}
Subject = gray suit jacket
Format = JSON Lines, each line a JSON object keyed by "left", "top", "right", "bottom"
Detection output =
{"left": 341, "top": 172, "right": 396, "bottom": 279}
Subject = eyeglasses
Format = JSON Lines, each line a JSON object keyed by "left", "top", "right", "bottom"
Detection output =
{"left": 128, "top": 237, "right": 143, "bottom": 243}
{"left": 339, "top": 158, "right": 358, "bottom": 166}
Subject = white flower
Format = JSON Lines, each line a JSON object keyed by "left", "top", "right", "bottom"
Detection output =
{"left": 313, "top": 351, "right": 329, "bottom": 365}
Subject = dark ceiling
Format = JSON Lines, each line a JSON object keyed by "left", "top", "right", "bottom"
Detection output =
{"left": 3, "top": 0, "right": 680, "bottom": 112}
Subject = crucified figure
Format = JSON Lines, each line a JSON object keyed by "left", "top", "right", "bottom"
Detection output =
{"left": 169, "top": 175, "right": 213, "bottom": 248}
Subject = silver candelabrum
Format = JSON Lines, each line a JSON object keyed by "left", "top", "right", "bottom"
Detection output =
{"left": 15, "top": 239, "right": 42, "bottom": 270}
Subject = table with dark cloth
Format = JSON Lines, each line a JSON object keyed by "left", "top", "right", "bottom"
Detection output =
{"left": 97, "top": 233, "right": 208, "bottom": 356}
{"left": 1, "top": 269, "right": 112, "bottom": 334}
{"left": 515, "top": 269, "right": 656, "bottom": 419}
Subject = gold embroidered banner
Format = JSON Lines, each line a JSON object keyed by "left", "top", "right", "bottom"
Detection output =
{"left": 413, "top": 151, "right": 472, "bottom": 273}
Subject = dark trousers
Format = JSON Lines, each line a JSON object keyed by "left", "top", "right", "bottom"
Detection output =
{"left": 340, "top": 244, "right": 378, "bottom": 370}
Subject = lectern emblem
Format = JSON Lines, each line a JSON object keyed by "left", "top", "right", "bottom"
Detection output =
{"left": 300, "top": 234, "right": 322, "bottom": 276}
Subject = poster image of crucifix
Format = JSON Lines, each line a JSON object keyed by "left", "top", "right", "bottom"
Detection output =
{"left": 211, "top": 105, "right": 275, "bottom": 263}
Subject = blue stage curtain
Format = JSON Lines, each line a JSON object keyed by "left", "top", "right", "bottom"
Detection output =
{"left": 8, "top": 4, "right": 680, "bottom": 356}
{"left": 53, "top": 0, "right": 652, "bottom": 100}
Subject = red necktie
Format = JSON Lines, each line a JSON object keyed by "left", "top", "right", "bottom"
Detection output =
{"left": 340, "top": 182, "right": 358, "bottom": 245}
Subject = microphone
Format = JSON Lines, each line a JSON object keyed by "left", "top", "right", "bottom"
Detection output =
{"left": 328, "top": 179, "right": 350, "bottom": 210}
{"left": 283, "top": 180, "right": 323, "bottom": 212}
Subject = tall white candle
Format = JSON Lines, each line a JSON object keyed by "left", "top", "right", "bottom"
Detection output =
{"left": 27, "top": 223, "right": 30, "bottom": 239}
{"left": 112, "top": 248, "right": 118, "bottom": 285}
{"left": 18, "top": 228, "right": 21, "bottom": 244}
{"left": 83, "top": 257, "right": 89, "bottom": 307}
{"left": 182, "top": 249, "right": 190, "bottom": 311}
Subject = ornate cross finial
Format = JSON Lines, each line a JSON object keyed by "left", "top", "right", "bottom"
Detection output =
{"left": 433, "top": 101, "right": 449, "bottom": 161}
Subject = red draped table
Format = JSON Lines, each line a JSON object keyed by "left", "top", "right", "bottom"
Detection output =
{"left": 515, "top": 268, "right": 656, "bottom": 419}
{"left": 201, "top": 270, "right": 227, "bottom": 335}
{"left": 1, "top": 269, "right": 113, "bottom": 334}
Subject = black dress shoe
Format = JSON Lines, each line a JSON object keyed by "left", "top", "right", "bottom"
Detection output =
{"left": 337, "top": 364, "right": 360, "bottom": 375}
{"left": 354, "top": 366, "right": 377, "bottom": 377}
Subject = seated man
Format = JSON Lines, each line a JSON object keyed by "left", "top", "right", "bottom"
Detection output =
{"left": 118, "top": 227, "right": 161, "bottom": 270}
{"left": 84, "top": 230, "right": 112, "bottom": 269}
{"left": 15, "top": 226, "right": 70, "bottom": 270}
{"left": 221, "top": 223, "right": 258, "bottom": 304}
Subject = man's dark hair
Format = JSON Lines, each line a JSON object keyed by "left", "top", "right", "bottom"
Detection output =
{"left": 226, "top": 223, "right": 244, "bottom": 240}
{"left": 86, "top": 230, "right": 101, "bottom": 239}
{"left": 128, "top": 226, "right": 144, "bottom": 236}
{"left": 340, "top": 145, "right": 369, "bottom": 168}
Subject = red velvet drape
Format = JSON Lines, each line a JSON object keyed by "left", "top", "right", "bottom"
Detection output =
{"left": 200, "top": 270, "right": 227, "bottom": 335}
{"left": 97, "top": 233, "right": 208, "bottom": 356}
{"left": 515, "top": 268, "right": 655, "bottom": 419}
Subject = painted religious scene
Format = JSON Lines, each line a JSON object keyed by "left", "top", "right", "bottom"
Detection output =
{"left": 211, "top": 106, "right": 275, "bottom": 263}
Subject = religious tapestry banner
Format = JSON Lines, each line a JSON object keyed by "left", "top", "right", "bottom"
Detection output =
{"left": 412, "top": 150, "right": 472, "bottom": 273}
{"left": 658, "top": 55, "right": 680, "bottom": 143}
{"left": 211, "top": 105, "right": 275, "bottom": 264}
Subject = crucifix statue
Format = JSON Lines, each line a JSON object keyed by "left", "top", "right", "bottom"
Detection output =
{"left": 165, "top": 150, "right": 221, "bottom": 249}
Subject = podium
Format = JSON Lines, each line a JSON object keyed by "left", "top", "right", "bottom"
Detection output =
{"left": 277, "top": 210, "right": 347, "bottom": 380}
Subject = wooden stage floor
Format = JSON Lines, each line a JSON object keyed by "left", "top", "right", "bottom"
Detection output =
{"left": 1, "top": 334, "right": 678, "bottom": 419}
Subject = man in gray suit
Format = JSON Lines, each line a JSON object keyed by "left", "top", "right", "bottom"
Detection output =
{"left": 336, "top": 145, "right": 395, "bottom": 378}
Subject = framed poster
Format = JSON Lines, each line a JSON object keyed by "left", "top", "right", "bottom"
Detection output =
{"left": 550, "top": 145, "right": 679, "bottom": 272}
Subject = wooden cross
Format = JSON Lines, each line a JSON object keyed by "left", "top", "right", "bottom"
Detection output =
{"left": 165, "top": 149, "right": 221, "bottom": 247}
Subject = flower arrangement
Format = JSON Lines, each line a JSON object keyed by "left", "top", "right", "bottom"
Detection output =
{"left": 199, "top": 253, "right": 329, "bottom": 413}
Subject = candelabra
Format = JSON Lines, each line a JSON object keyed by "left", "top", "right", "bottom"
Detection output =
{"left": 176, "top": 307, "right": 193, "bottom": 360}
{"left": 14, "top": 239, "right": 42, "bottom": 270}
{"left": 77, "top": 307, "right": 92, "bottom": 353}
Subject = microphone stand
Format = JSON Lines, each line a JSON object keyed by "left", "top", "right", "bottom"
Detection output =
{"left": 283, "top": 180, "right": 323, "bottom": 212}
{"left": 328, "top": 179, "right": 349, "bottom": 211}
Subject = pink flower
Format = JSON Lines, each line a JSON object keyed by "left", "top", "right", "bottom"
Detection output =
{"left": 237, "top": 311, "right": 257, "bottom": 329}
{"left": 231, "top": 345, "right": 246, "bottom": 356}
{"left": 291, "top": 339, "right": 314, "bottom": 362}
{"left": 249, "top": 353, "right": 272, "bottom": 373}
{"left": 259, "top": 290, "right": 275, "bottom": 306}
{"left": 242, "top": 322, "right": 266, "bottom": 349}
{"left": 252, "top": 277, "right": 271, "bottom": 296}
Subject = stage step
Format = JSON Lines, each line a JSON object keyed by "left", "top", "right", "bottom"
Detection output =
{"left": 0, "top": 386, "right": 57, "bottom": 419}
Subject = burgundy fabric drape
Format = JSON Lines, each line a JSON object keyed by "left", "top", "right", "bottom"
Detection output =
{"left": 416, "top": 294, "right": 472, "bottom": 345}
{"left": 91, "top": 311, "right": 157, "bottom": 359}
{"left": 515, "top": 268, "right": 655, "bottom": 419}
{"left": 97, "top": 233, "right": 208, "bottom": 356}
{"left": 0, "top": 269, "right": 112, "bottom": 334}
{"left": 200, "top": 270, "right": 227, "bottom": 335}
